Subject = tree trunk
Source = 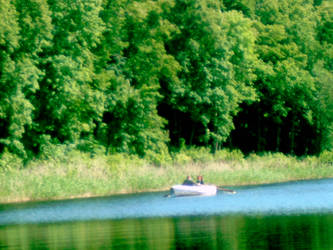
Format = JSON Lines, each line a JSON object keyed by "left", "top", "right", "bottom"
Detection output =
{"left": 257, "top": 106, "right": 262, "bottom": 151}
{"left": 189, "top": 125, "right": 195, "bottom": 146}
{"left": 276, "top": 125, "right": 281, "bottom": 152}
{"left": 290, "top": 115, "right": 295, "bottom": 155}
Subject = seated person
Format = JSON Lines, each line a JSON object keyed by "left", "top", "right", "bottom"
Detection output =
{"left": 196, "top": 176, "right": 204, "bottom": 185}
{"left": 182, "top": 176, "right": 196, "bottom": 186}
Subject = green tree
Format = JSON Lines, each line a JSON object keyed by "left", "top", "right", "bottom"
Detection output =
{"left": 0, "top": 0, "right": 21, "bottom": 156}
{"left": 34, "top": 0, "right": 105, "bottom": 150}
{"left": 312, "top": 0, "right": 333, "bottom": 150}
{"left": 96, "top": 0, "right": 179, "bottom": 156}
{"left": 0, "top": 0, "right": 52, "bottom": 158}
{"left": 161, "top": 0, "right": 258, "bottom": 150}
{"left": 231, "top": 0, "right": 331, "bottom": 154}
{"left": 222, "top": 0, "right": 256, "bottom": 18}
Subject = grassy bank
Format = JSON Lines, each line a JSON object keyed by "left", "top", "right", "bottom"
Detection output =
{"left": 0, "top": 148, "right": 333, "bottom": 203}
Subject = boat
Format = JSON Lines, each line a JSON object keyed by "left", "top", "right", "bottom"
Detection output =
{"left": 170, "top": 184, "right": 217, "bottom": 196}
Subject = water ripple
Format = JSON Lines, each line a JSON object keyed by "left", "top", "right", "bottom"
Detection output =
{"left": 1, "top": 178, "right": 333, "bottom": 225}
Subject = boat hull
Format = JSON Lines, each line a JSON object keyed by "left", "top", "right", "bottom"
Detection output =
{"left": 171, "top": 184, "right": 217, "bottom": 196}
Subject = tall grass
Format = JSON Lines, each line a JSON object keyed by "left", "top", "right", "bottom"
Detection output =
{"left": 0, "top": 148, "right": 332, "bottom": 203}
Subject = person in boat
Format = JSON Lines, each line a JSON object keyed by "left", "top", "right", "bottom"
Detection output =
{"left": 196, "top": 175, "right": 204, "bottom": 185}
{"left": 182, "top": 176, "right": 196, "bottom": 186}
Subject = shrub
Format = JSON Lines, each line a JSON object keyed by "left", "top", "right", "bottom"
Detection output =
{"left": 182, "top": 147, "right": 214, "bottom": 163}
{"left": 172, "top": 152, "right": 192, "bottom": 166}
{"left": 76, "top": 138, "right": 106, "bottom": 156}
{"left": 319, "top": 150, "right": 333, "bottom": 164}
{"left": 39, "top": 139, "right": 76, "bottom": 163}
{"left": 145, "top": 147, "right": 172, "bottom": 166}
{"left": 214, "top": 149, "right": 244, "bottom": 162}
{"left": 106, "top": 153, "right": 146, "bottom": 173}
{"left": 0, "top": 149, "right": 23, "bottom": 171}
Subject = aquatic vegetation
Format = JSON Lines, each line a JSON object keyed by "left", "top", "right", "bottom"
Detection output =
{"left": 0, "top": 149, "right": 332, "bottom": 203}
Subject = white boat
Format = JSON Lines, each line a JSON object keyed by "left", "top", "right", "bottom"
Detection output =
{"left": 170, "top": 184, "right": 217, "bottom": 196}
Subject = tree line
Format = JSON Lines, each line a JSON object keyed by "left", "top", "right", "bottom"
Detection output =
{"left": 0, "top": 0, "right": 332, "bottom": 161}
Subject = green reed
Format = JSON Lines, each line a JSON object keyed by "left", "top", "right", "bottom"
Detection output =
{"left": 0, "top": 149, "right": 332, "bottom": 203}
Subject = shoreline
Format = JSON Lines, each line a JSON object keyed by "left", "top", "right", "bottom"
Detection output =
{"left": 1, "top": 150, "right": 332, "bottom": 205}
{"left": 1, "top": 176, "right": 332, "bottom": 205}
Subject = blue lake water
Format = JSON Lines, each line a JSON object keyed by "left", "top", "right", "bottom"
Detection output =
{"left": 1, "top": 178, "right": 333, "bottom": 249}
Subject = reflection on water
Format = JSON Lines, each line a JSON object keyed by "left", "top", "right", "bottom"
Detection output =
{"left": 1, "top": 214, "right": 333, "bottom": 249}
{"left": 1, "top": 179, "right": 333, "bottom": 249}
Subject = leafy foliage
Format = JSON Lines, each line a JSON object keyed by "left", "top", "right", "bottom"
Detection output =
{"left": 161, "top": 1, "right": 258, "bottom": 149}
{"left": 230, "top": 0, "right": 332, "bottom": 154}
{"left": 0, "top": 0, "right": 332, "bottom": 164}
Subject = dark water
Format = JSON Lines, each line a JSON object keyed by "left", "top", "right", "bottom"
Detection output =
{"left": 1, "top": 179, "right": 333, "bottom": 249}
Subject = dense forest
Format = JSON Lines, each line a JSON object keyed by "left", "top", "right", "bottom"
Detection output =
{"left": 0, "top": 0, "right": 332, "bottom": 162}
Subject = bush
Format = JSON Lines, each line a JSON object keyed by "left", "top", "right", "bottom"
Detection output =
{"left": 0, "top": 150, "right": 23, "bottom": 171}
{"left": 145, "top": 150, "right": 172, "bottom": 166}
{"left": 182, "top": 147, "right": 214, "bottom": 163}
{"left": 247, "top": 152, "right": 298, "bottom": 169}
{"left": 38, "top": 135, "right": 76, "bottom": 163}
{"left": 76, "top": 138, "right": 106, "bottom": 156}
{"left": 106, "top": 153, "right": 146, "bottom": 172}
{"left": 214, "top": 149, "right": 244, "bottom": 162}
{"left": 172, "top": 152, "right": 192, "bottom": 166}
{"left": 319, "top": 150, "right": 333, "bottom": 164}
